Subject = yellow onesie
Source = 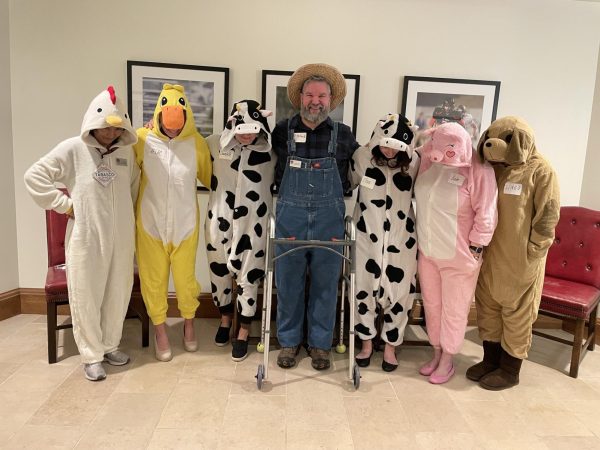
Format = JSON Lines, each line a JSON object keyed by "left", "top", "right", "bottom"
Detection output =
{"left": 134, "top": 84, "right": 212, "bottom": 324}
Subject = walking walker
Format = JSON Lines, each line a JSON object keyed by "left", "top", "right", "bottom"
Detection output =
{"left": 255, "top": 214, "right": 360, "bottom": 390}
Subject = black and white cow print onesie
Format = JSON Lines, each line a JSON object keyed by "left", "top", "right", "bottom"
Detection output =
{"left": 350, "top": 114, "right": 420, "bottom": 346}
{"left": 205, "top": 101, "right": 276, "bottom": 322}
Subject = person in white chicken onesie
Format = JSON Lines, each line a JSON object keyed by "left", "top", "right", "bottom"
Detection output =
{"left": 414, "top": 122, "right": 498, "bottom": 385}
{"left": 205, "top": 99, "right": 276, "bottom": 361}
{"left": 24, "top": 86, "right": 139, "bottom": 381}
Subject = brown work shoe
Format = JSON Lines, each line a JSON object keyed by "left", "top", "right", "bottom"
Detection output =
{"left": 277, "top": 346, "right": 299, "bottom": 369}
{"left": 309, "top": 347, "right": 331, "bottom": 371}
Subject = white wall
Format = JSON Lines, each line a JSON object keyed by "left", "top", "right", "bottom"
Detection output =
{"left": 0, "top": 0, "right": 19, "bottom": 293}
{"left": 10, "top": 0, "right": 600, "bottom": 289}
{"left": 580, "top": 45, "right": 600, "bottom": 209}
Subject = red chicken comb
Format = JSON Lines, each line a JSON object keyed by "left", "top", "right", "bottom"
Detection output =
{"left": 107, "top": 85, "right": 116, "bottom": 105}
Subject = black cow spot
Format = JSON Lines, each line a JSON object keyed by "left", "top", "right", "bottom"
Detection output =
{"left": 357, "top": 302, "right": 369, "bottom": 315}
{"left": 243, "top": 170, "right": 262, "bottom": 183}
{"left": 370, "top": 233, "right": 378, "bottom": 243}
{"left": 356, "top": 290, "right": 368, "bottom": 300}
{"left": 207, "top": 210, "right": 213, "bottom": 220}
{"left": 386, "top": 265, "right": 405, "bottom": 283}
{"left": 384, "top": 313, "right": 393, "bottom": 323}
{"left": 213, "top": 297, "right": 220, "bottom": 306}
{"left": 247, "top": 298, "right": 256, "bottom": 306}
{"left": 393, "top": 172, "right": 413, "bottom": 191}
{"left": 405, "top": 237, "right": 416, "bottom": 249}
{"left": 379, "top": 286, "right": 385, "bottom": 299}
{"left": 224, "top": 287, "right": 231, "bottom": 295}
{"left": 233, "top": 206, "right": 249, "bottom": 219}
{"left": 391, "top": 302, "right": 404, "bottom": 315}
{"left": 246, "top": 190, "right": 260, "bottom": 202}
{"left": 386, "top": 328, "right": 399, "bottom": 343}
{"left": 206, "top": 243, "right": 217, "bottom": 251}
{"left": 366, "top": 259, "right": 381, "bottom": 278}
{"left": 257, "top": 202, "right": 267, "bottom": 217}
{"left": 406, "top": 217, "right": 415, "bottom": 233}
{"left": 356, "top": 216, "right": 366, "bottom": 233}
{"left": 397, "top": 210, "right": 406, "bottom": 220}
{"left": 254, "top": 223, "right": 263, "bottom": 237}
{"left": 218, "top": 217, "right": 230, "bottom": 232}
{"left": 225, "top": 191, "right": 235, "bottom": 210}
{"left": 383, "top": 219, "right": 390, "bottom": 232}
{"left": 365, "top": 167, "right": 386, "bottom": 186}
{"left": 409, "top": 283, "right": 416, "bottom": 294}
{"left": 235, "top": 234, "right": 252, "bottom": 255}
{"left": 221, "top": 237, "right": 229, "bottom": 245}
{"left": 237, "top": 285, "right": 244, "bottom": 295}
{"left": 230, "top": 259, "right": 242, "bottom": 270}
{"left": 210, "top": 175, "right": 218, "bottom": 190}
{"left": 359, "top": 202, "right": 367, "bottom": 212}
{"left": 386, "top": 195, "right": 393, "bottom": 210}
{"left": 210, "top": 262, "right": 229, "bottom": 277}
{"left": 371, "top": 199, "right": 385, "bottom": 208}
{"left": 211, "top": 282, "right": 217, "bottom": 293}
{"left": 355, "top": 323, "right": 371, "bottom": 335}
{"left": 247, "top": 268, "right": 264, "bottom": 284}
{"left": 255, "top": 250, "right": 265, "bottom": 258}
{"left": 248, "top": 150, "right": 272, "bottom": 165}
{"left": 387, "top": 245, "right": 400, "bottom": 253}
{"left": 230, "top": 157, "right": 240, "bottom": 171}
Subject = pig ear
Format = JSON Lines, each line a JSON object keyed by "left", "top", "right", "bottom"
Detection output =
{"left": 421, "top": 127, "right": 436, "bottom": 137}
{"left": 260, "top": 109, "right": 273, "bottom": 118}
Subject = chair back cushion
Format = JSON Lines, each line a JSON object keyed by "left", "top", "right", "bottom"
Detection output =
{"left": 545, "top": 206, "right": 600, "bottom": 289}
{"left": 45, "top": 209, "right": 68, "bottom": 267}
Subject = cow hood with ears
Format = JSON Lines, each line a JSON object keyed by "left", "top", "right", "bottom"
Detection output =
{"left": 220, "top": 99, "right": 272, "bottom": 152}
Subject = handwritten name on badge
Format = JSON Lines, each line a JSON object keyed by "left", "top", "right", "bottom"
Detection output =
{"left": 219, "top": 150, "right": 234, "bottom": 160}
{"left": 503, "top": 182, "right": 523, "bottom": 196}
{"left": 93, "top": 164, "right": 116, "bottom": 187}
{"left": 360, "top": 176, "right": 376, "bottom": 189}
{"left": 448, "top": 173, "right": 465, "bottom": 186}
{"left": 289, "top": 160, "right": 302, "bottom": 168}
{"left": 294, "top": 132, "right": 307, "bottom": 143}
{"left": 150, "top": 146, "right": 165, "bottom": 160}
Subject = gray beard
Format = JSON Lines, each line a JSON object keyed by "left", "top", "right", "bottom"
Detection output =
{"left": 300, "top": 104, "right": 330, "bottom": 125}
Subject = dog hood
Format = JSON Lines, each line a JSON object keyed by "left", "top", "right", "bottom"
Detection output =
{"left": 478, "top": 116, "right": 536, "bottom": 166}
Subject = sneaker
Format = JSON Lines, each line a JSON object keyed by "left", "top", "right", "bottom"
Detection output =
{"left": 232, "top": 339, "right": 249, "bottom": 362}
{"left": 277, "top": 346, "right": 299, "bottom": 369}
{"left": 214, "top": 326, "right": 231, "bottom": 346}
{"left": 309, "top": 347, "right": 331, "bottom": 371}
{"left": 84, "top": 362, "right": 106, "bottom": 381}
{"left": 103, "top": 350, "right": 130, "bottom": 366}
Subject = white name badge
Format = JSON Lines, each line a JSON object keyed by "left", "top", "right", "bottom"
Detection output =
{"left": 294, "top": 132, "right": 307, "bottom": 143}
{"left": 289, "top": 159, "right": 302, "bottom": 168}
{"left": 93, "top": 163, "right": 116, "bottom": 187}
{"left": 360, "top": 176, "right": 376, "bottom": 189}
{"left": 150, "top": 146, "right": 165, "bottom": 160}
{"left": 116, "top": 158, "right": 128, "bottom": 166}
{"left": 504, "top": 182, "right": 523, "bottom": 196}
{"left": 219, "top": 150, "right": 234, "bottom": 160}
{"left": 448, "top": 173, "right": 465, "bottom": 186}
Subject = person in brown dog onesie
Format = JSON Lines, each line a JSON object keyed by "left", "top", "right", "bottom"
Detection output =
{"left": 468, "top": 116, "right": 560, "bottom": 390}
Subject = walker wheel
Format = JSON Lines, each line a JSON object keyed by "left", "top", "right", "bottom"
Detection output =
{"left": 335, "top": 343, "right": 347, "bottom": 354}
{"left": 257, "top": 342, "right": 265, "bottom": 353}
{"left": 256, "top": 364, "right": 265, "bottom": 390}
{"left": 353, "top": 363, "right": 361, "bottom": 390}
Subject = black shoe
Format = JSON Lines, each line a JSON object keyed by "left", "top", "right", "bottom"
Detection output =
{"left": 382, "top": 359, "right": 398, "bottom": 372}
{"left": 215, "top": 326, "right": 231, "bottom": 346}
{"left": 232, "top": 339, "right": 249, "bottom": 362}
{"left": 355, "top": 350, "right": 373, "bottom": 368}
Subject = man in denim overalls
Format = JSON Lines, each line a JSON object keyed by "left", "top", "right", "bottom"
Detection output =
{"left": 272, "top": 63, "right": 359, "bottom": 370}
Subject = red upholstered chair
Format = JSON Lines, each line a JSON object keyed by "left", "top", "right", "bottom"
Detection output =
{"left": 532, "top": 206, "right": 600, "bottom": 377}
{"left": 45, "top": 208, "right": 149, "bottom": 364}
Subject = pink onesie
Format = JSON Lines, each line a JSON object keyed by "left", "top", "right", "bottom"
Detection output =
{"left": 414, "top": 123, "right": 497, "bottom": 355}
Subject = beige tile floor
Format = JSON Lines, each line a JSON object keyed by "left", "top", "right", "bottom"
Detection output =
{"left": 0, "top": 314, "right": 600, "bottom": 449}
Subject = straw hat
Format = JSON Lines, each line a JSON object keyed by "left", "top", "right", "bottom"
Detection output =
{"left": 287, "top": 63, "right": 347, "bottom": 111}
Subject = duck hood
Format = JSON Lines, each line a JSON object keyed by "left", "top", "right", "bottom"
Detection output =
{"left": 152, "top": 83, "right": 198, "bottom": 140}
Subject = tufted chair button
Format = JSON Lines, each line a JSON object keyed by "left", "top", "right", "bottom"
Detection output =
{"left": 579, "top": 241, "right": 584, "bottom": 248}
{"left": 596, "top": 222, "right": 600, "bottom": 228}
{"left": 586, "top": 264, "right": 592, "bottom": 271}
{"left": 571, "top": 219, "right": 577, "bottom": 225}
{"left": 555, "top": 238, "right": 560, "bottom": 244}
{"left": 562, "top": 261, "right": 567, "bottom": 267}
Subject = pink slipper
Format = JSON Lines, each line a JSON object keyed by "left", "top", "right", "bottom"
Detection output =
{"left": 429, "top": 365, "right": 455, "bottom": 384}
{"left": 419, "top": 362, "right": 438, "bottom": 377}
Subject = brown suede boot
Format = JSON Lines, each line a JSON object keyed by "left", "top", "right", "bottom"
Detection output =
{"left": 479, "top": 349, "right": 522, "bottom": 391}
{"left": 466, "top": 341, "right": 502, "bottom": 382}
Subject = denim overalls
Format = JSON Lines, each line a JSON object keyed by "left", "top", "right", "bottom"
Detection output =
{"left": 275, "top": 120, "right": 345, "bottom": 350}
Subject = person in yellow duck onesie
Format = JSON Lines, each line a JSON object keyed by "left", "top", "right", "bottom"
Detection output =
{"left": 135, "top": 84, "right": 212, "bottom": 361}
{"left": 468, "top": 116, "right": 560, "bottom": 390}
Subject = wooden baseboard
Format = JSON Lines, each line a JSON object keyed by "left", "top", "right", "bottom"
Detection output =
{"left": 0, "top": 289, "right": 21, "bottom": 320}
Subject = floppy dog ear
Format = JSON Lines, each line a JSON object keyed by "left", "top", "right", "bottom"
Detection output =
{"left": 476, "top": 129, "right": 488, "bottom": 161}
{"left": 506, "top": 127, "right": 534, "bottom": 165}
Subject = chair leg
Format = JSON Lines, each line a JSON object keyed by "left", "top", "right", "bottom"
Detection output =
{"left": 587, "top": 306, "right": 598, "bottom": 351}
{"left": 47, "top": 302, "right": 58, "bottom": 364}
{"left": 569, "top": 318, "right": 585, "bottom": 378}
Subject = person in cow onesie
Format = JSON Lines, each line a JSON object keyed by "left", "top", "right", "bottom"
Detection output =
{"left": 350, "top": 113, "right": 420, "bottom": 372}
{"left": 468, "top": 116, "right": 560, "bottom": 390}
{"left": 135, "top": 84, "right": 212, "bottom": 361}
{"left": 414, "top": 122, "right": 498, "bottom": 384}
{"left": 24, "top": 86, "right": 139, "bottom": 381}
{"left": 205, "top": 99, "right": 276, "bottom": 362}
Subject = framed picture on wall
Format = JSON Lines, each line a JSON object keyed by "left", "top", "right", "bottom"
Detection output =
{"left": 401, "top": 76, "right": 500, "bottom": 147}
{"left": 127, "top": 60, "right": 229, "bottom": 191}
{"left": 261, "top": 69, "right": 360, "bottom": 135}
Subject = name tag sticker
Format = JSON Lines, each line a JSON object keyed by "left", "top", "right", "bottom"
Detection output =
{"left": 149, "top": 146, "right": 165, "bottom": 160}
{"left": 219, "top": 150, "right": 234, "bottom": 160}
{"left": 504, "top": 182, "right": 523, "bottom": 196}
{"left": 289, "top": 159, "right": 302, "bottom": 168}
{"left": 448, "top": 173, "right": 465, "bottom": 186}
{"left": 116, "top": 158, "right": 128, "bottom": 166}
{"left": 93, "top": 163, "right": 116, "bottom": 187}
{"left": 294, "top": 132, "right": 307, "bottom": 143}
{"left": 360, "top": 176, "right": 376, "bottom": 189}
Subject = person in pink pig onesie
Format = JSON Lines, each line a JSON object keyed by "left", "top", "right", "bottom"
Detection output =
{"left": 414, "top": 122, "right": 498, "bottom": 384}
